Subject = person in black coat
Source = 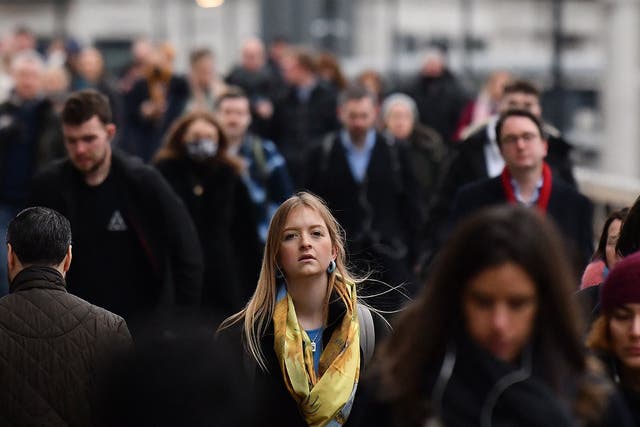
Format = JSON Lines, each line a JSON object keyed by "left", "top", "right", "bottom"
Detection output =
{"left": 450, "top": 109, "right": 593, "bottom": 274}
{"left": 154, "top": 110, "right": 262, "bottom": 318}
{"left": 304, "top": 85, "right": 422, "bottom": 308}
{"left": 426, "top": 80, "right": 576, "bottom": 259}
{"left": 271, "top": 48, "right": 340, "bottom": 186}
{"left": 0, "top": 206, "right": 132, "bottom": 427}
{"left": 123, "top": 44, "right": 190, "bottom": 162}
{"left": 402, "top": 48, "right": 468, "bottom": 143}
{"left": 217, "top": 192, "right": 387, "bottom": 427}
{"left": 0, "top": 50, "right": 66, "bottom": 296}
{"left": 361, "top": 205, "right": 633, "bottom": 427}
{"left": 225, "top": 37, "right": 279, "bottom": 139}
{"left": 29, "top": 90, "right": 203, "bottom": 333}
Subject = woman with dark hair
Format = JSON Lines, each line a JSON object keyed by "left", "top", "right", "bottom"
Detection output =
{"left": 587, "top": 250, "right": 640, "bottom": 425}
{"left": 581, "top": 207, "right": 629, "bottom": 289}
{"left": 578, "top": 196, "right": 640, "bottom": 323}
{"left": 154, "top": 111, "right": 262, "bottom": 318}
{"left": 363, "top": 205, "right": 632, "bottom": 427}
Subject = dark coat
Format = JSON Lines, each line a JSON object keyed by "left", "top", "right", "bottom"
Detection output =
{"left": 426, "top": 122, "right": 577, "bottom": 252}
{"left": 398, "top": 123, "right": 448, "bottom": 221}
{"left": 451, "top": 174, "right": 594, "bottom": 272}
{"left": 0, "top": 96, "right": 65, "bottom": 204}
{"left": 304, "top": 132, "right": 422, "bottom": 300}
{"left": 155, "top": 157, "right": 262, "bottom": 317}
{"left": 575, "top": 284, "right": 601, "bottom": 330}
{"left": 28, "top": 149, "right": 203, "bottom": 317}
{"left": 0, "top": 266, "right": 132, "bottom": 427}
{"left": 271, "top": 81, "right": 340, "bottom": 185}
{"left": 358, "top": 335, "right": 634, "bottom": 427}
{"left": 404, "top": 71, "right": 468, "bottom": 142}
{"left": 226, "top": 65, "right": 280, "bottom": 139}
{"left": 123, "top": 76, "right": 190, "bottom": 162}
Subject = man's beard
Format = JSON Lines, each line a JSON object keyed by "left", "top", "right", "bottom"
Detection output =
{"left": 80, "top": 150, "right": 108, "bottom": 176}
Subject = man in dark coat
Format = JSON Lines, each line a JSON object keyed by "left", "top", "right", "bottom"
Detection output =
{"left": 403, "top": 48, "right": 468, "bottom": 143}
{"left": 123, "top": 46, "right": 189, "bottom": 162}
{"left": 304, "top": 85, "right": 422, "bottom": 308}
{"left": 225, "top": 37, "right": 279, "bottom": 139}
{"left": 0, "top": 50, "right": 65, "bottom": 296}
{"left": 0, "top": 206, "right": 132, "bottom": 426}
{"left": 271, "top": 48, "right": 340, "bottom": 186}
{"left": 450, "top": 109, "right": 593, "bottom": 274}
{"left": 426, "top": 80, "right": 577, "bottom": 259}
{"left": 29, "top": 89, "right": 203, "bottom": 332}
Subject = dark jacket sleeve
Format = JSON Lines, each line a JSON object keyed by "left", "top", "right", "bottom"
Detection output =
{"left": 547, "top": 134, "right": 577, "bottom": 188}
{"left": 599, "top": 387, "right": 636, "bottom": 427}
{"left": 396, "top": 142, "right": 423, "bottom": 267}
{"left": 230, "top": 174, "right": 263, "bottom": 304}
{"left": 145, "top": 167, "right": 204, "bottom": 306}
{"left": 423, "top": 146, "right": 465, "bottom": 253}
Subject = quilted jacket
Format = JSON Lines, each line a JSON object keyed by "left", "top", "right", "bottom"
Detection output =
{"left": 0, "top": 266, "right": 132, "bottom": 426}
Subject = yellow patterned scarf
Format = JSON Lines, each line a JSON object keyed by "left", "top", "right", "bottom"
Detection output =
{"left": 273, "top": 277, "right": 360, "bottom": 426}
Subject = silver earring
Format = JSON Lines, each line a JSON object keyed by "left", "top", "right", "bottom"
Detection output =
{"left": 276, "top": 265, "right": 284, "bottom": 279}
{"left": 327, "top": 259, "right": 336, "bottom": 274}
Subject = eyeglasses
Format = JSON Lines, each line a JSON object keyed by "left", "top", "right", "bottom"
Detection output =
{"left": 500, "top": 132, "right": 540, "bottom": 145}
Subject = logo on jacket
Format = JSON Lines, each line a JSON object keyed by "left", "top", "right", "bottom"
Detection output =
{"left": 107, "top": 210, "right": 127, "bottom": 231}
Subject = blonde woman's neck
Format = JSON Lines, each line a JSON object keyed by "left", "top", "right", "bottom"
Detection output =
{"left": 287, "top": 275, "right": 328, "bottom": 330}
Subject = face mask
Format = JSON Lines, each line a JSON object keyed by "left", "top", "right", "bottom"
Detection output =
{"left": 185, "top": 138, "right": 217, "bottom": 161}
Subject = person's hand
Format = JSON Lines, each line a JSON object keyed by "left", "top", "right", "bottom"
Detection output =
{"left": 227, "top": 155, "right": 249, "bottom": 175}
{"left": 140, "top": 99, "right": 166, "bottom": 120}
{"left": 254, "top": 99, "right": 273, "bottom": 119}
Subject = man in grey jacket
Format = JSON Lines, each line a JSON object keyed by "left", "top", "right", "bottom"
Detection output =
{"left": 0, "top": 206, "right": 132, "bottom": 426}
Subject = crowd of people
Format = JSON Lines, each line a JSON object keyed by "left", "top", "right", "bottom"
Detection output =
{"left": 0, "top": 25, "right": 638, "bottom": 426}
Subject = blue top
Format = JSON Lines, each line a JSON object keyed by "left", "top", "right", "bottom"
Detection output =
{"left": 340, "top": 129, "right": 376, "bottom": 184}
{"left": 239, "top": 135, "right": 294, "bottom": 242}
{"left": 510, "top": 176, "right": 543, "bottom": 206}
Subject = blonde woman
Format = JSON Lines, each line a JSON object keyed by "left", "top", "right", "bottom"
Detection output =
{"left": 218, "top": 191, "right": 383, "bottom": 426}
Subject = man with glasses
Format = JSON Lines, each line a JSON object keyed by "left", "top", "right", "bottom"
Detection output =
{"left": 450, "top": 109, "right": 593, "bottom": 274}
{"left": 422, "top": 80, "right": 576, "bottom": 271}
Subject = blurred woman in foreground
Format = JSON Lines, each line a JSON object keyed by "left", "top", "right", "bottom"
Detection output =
{"left": 364, "top": 205, "right": 632, "bottom": 427}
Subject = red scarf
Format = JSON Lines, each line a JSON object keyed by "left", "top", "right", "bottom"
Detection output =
{"left": 500, "top": 162, "right": 552, "bottom": 212}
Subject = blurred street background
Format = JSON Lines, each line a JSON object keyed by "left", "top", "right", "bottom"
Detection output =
{"left": 1, "top": 0, "right": 639, "bottom": 218}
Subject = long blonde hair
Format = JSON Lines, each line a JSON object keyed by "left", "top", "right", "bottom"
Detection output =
{"left": 218, "top": 191, "right": 360, "bottom": 371}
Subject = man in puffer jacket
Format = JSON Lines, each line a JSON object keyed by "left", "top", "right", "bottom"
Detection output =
{"left": 0, "top": 206, "right": 132, "bottom": 426}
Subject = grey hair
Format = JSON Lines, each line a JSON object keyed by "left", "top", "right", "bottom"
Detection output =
{"left": 381, "top": 93, "right": 418, "bottom": 120}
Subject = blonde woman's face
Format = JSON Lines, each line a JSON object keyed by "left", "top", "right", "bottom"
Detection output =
{"left": 277, "top": 206, "right": 336, "bottom": 281}
{"left": 609, "top": 303, "right": 640, "bottom": 369}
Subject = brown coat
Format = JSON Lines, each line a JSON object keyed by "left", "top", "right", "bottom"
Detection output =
{"left": 0, "top": 266, "right": 132, "bottom": 426}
